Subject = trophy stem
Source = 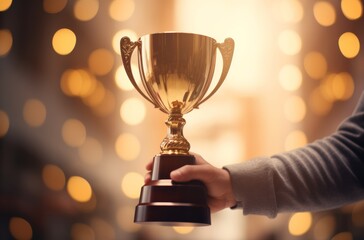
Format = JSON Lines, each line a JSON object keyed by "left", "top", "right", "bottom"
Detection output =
{"left": 160, "top": 109, "right": 190, "bottom": 155}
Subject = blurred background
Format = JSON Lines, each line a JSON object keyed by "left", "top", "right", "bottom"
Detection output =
{"left": 0, "top": 0, "right": 363, "bottom": 239}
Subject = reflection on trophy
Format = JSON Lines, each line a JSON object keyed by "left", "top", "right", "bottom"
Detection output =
{"left": 120, "top": 32, "right": 234, "bottom": 226}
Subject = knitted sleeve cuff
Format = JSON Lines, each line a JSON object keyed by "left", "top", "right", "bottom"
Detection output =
{"left": 223, "top": 157, "right": 278, "bottom": 218}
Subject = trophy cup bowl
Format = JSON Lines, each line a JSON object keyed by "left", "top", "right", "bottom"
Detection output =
{"left": 120, "top": 32, "right": 234, "bottom": 226}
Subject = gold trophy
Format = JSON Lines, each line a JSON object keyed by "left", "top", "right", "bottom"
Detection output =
{"left": 120, "top": 32, "right": 234, "bottom": 225}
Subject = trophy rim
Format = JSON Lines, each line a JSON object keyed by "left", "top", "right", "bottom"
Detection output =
{"left": 139, "top": 31, "right": 217, "bottom": 43}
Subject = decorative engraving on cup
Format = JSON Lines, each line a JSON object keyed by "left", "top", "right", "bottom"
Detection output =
{"left": 160, "top": 105, "right": 190, "bottom": 154}
{"left": 120, "top": 33, "right": 234, "bottom": 155}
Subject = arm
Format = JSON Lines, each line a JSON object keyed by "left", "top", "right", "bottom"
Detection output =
{"left": 225, "top": 91, "right": 364, "bottom": 217}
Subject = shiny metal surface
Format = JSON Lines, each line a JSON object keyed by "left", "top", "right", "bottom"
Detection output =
{"left": 120, "top": 32, "right": 234, "bottom": 226}
{"left": 120, "top": 32, "right": 234, "bottom": 154}
{"left": 139, "top": 32, "right": 216, "bottom": 114}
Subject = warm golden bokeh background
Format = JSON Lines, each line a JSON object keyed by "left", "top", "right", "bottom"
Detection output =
{"left": 0, "top": 0, "right": 363, "bottom": 239}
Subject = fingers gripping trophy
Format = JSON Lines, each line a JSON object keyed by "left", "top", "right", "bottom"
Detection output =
{"left": 120, "top": 32, "right": 234, "bottom": 226}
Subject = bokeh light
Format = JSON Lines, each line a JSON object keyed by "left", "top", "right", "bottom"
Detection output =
{"left": 78, "top": 137, "right": 103, "bottom": 164}
{"left": 67, "top": 176, "right": 93, "bottom": 202}
{"left": 0, "top": 110, "right": 10, "bottom": 137}
{"left": 0, "top": 29, "right": 13, "bottom": 56}
{"left": 73, "top": 0, "right": 99, "bottom": 21}
{"left": 88, "top": 48, "right": 115, "bottom": 76}
{"left": 303, "top": 51, "right": 327, "bottom": 80}
{"left": 62, "top": 119, "right": 87, "bottom": 147}
{"left": 313, "top": 1, "right": 336, "bottom": 27}
{"left": 341, "top": 0, "right": 363, "bottom": 20}
{"left": 109, "top": 0, "right": 135, "bottom": 22}
{"left": 278, "top": 64, "right": 302, "bottom": 91}
{"left": 338, "top": 32, "right": 360, "bottom": 59}
{"left": 0, "top": 0, "right": 12, "bottom": 11}
{"left": 82, "top": 81, "right": 106, "bottom": 107}
{"left": 23, "top": 99, "right": 47, "bottom": 127}
{"left": 278, "top": 30, "right": 302, "bottom": 55}
{"left": 71, "top": 223, "right": 95, "bottom": 240}
{"left": 273, "top": 0, "right": 304, "bottom": 23}
{"left": 284, "top": 95, "right": 306, "bottom": 122}
{"left": 330, "top": 72, "right": 355, "bottom": 100}
{"left": 173, "top": 226, "right": 194, "bottom": 235}
{"left": 60, "top": 69, "right": 97, "bottom": 97}
{"left": 320, "top": 72, "right": 355, "bottom": 101}
{"left": 115, "top": 133, "right": 140, "bottom": 161}
{"left": 288, "top": 212, "right": 312, "bottom": 236}
{"left": 284, "top": 130, "right": 307, "bottom": 151}
{"left": 121, "top": 172, "right": 144, "bottom": 199}
{"left": 313, "top": 214, "right": 336, "bottom": 240}
{"left": 120, "top": 98, "right": 146, "bottom": 125}
{"left": 9, "top": 217, "right": 33, "bottom": 240}
{"left": 115, "top": 65, "right": 140, "bottom": 91}
{"left": 2, "top": 0, "right": 363, "bottom": 239}
{"left": 42, "top": 164, "right": 66, "bottom": 191}
{"left": 43, "top": 0, "right": 67, "bottom": 14}
{"left": 91, "top": 89, "right": 116, "bottom": 117}
{"left": 331, "top": 232, "right": 353, "bottom": 240}
{"left": 78, "top": 193, "right": 97, "bottom": 213}
{"left": 319, "top": 74, "right": 337, "bottom": 102}
{"left": 309, "top": 87, "right": 333, "bottom": 116}
{"left": 52, "top": 28, "right": 77, "bottom": 55}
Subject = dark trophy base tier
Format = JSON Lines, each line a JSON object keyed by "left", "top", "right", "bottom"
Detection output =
{"left": 134, "top": 154, "right": 211, "bottom": 226}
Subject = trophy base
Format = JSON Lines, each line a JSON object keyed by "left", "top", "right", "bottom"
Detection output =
{"left": 134, "top": 154, "right": 211, "bottom": 226}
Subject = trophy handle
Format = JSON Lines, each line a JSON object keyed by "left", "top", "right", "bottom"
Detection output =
{"left": 120, "top": 37, "right": 157, "bottom": 107}
{"left": 197, "top": 38, "right": 235, "bottom": 106}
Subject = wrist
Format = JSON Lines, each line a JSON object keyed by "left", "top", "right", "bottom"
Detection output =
{"left": 222, "top": 168, "right": 237, "bottom": 208}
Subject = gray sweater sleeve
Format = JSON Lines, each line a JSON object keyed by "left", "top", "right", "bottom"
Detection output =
{"left": 224, "top": 91, "right": 364, "bottom": 218}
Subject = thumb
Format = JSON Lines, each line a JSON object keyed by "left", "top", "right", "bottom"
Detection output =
{"left": 170, "top": 164, "right": 214, "bottom": 183}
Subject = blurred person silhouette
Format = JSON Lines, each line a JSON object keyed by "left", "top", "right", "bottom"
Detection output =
{"left": 145, "top": 91, "right": 364, "bottom": 218}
